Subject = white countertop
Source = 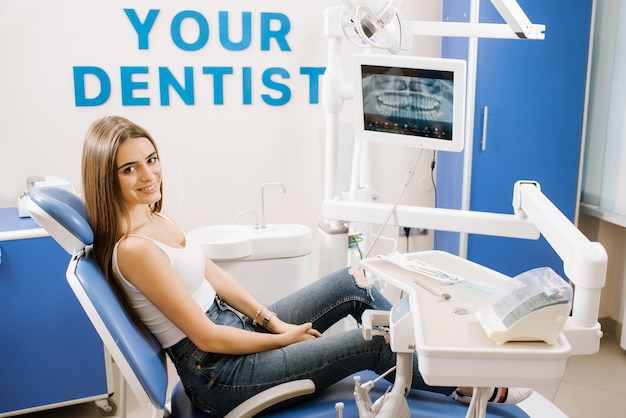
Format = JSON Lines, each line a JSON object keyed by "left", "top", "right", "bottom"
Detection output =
{"left": 0, "top": 207, "right": 49, "bottom": 241}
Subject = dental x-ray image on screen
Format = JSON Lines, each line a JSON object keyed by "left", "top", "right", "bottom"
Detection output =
{"left": 353, "top": 54, "right": 466, "bottom": 152}
{"left": 362, "top": 69, "right": 453, "bottom": 133}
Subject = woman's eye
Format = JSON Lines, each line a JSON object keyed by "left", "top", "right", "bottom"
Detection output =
{"left": 123, "top": 166, "right": 135, "bottom": 174}
{"left": 148, "top": 156, "right": 158, "bottom": 164}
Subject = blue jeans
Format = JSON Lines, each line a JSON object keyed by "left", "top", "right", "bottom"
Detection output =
{"left": 165, "top": 268, "right": 455, "bottom": 417}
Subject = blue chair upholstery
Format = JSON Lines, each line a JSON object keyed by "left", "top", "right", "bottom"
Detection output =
{"left": 27, "top": 186, "right": 530, "bottom": 418}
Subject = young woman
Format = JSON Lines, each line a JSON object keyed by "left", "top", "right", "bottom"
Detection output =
{"left": 81, "top": 116, "right": 530, "bottom": 417}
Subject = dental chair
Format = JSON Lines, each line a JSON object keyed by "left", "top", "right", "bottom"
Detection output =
{"left": 26, "top": 186, "right": 530, "bottom": 418}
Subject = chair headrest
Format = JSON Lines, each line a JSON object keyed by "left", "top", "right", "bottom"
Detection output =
{"left": 26, "top": 186, "right": 94, "bottom": 255}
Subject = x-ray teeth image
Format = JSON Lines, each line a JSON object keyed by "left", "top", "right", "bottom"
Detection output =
{"left": 362, "top": 74, "right": 454, "bottom": 123}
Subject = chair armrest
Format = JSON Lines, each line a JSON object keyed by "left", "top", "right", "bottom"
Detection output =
{"left": 225, "top": 379, "right": 316, "bottom": 418}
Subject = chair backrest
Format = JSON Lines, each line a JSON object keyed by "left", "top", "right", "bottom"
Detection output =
{"left": 27, "top": 186, "right": 169, "bottom": 411}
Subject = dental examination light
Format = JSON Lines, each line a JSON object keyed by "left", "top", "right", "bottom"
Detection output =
{"left": 339, "top": 0, "right": 412, "bottom": 54}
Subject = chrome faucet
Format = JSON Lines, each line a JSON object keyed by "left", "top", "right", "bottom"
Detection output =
{"left": 260, "top": 183, "right": 286, "bottom": 228}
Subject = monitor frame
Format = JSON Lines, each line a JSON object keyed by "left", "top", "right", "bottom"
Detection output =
{"left": 352, "top": 53, "right": 466, "bottom": 152}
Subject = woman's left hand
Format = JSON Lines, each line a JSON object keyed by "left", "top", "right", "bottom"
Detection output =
{"left": 267, "top": 317, "right": 322, "bottom": 339}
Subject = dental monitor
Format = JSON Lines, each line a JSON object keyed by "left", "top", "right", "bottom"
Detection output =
{"left": 353, "top": 53, "right": 466, "bottom": 152}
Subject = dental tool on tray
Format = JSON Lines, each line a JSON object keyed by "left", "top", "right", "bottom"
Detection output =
{"left": 377, "top": 253, "right": 461, "bottom": 300}
{"left": 379, "top": 253, "right": 465, "bottom": 284}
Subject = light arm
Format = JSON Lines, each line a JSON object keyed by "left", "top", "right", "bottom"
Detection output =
{"left": 490, "top": 0, "right": 545, "bottom": 39}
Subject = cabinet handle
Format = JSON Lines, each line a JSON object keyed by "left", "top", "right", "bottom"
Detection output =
{"left": 480, "top": 105, "right": 489, "bottom": 151}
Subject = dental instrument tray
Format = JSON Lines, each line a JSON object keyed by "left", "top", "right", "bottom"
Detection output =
{"left": 476, "top": 267, "right": 573, "bottom": 345}
{"left": 360, "top": 250, "right": 571, "bottom": 389}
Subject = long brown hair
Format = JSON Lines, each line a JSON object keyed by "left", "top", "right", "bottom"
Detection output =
{"left": 81, "top": 116, "right": 163, "bottom": 326}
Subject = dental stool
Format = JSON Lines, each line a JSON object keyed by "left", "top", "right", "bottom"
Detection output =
{"left": 26, "top": 186, "right": 529, "bottom": 418}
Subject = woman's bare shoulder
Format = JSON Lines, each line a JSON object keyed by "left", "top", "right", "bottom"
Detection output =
{"left": 116, "top": 235, "right": 162, "bottom": 261}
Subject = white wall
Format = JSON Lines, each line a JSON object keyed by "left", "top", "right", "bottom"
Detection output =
{"left": 0, "top": 0, "right": 443, "bottom": 278}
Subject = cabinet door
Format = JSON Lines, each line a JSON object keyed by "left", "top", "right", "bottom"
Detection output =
{"left": 437, "top": 0, "right": 593, "bottom": 278}
{"left": 0, "top": 237, "right": 109, "bottom": 414}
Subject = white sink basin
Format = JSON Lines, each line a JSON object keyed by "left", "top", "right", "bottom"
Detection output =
{"left": 188, "top": 224, "right": 312, "bottom": 260}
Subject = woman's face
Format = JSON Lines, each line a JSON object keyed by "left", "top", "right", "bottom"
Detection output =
{"left": 116, "top": 136, "right": 162, "bottom": 209}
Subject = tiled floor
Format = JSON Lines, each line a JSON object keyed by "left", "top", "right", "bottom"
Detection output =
{"left": 11, "top": 336, "right": 626, "bottom": 418}
{"left": 552, "top": 335, "right": 626, "bottom": 418}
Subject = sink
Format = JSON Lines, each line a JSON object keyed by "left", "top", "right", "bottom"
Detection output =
{"left": 187, "top": 225, "right": 253, "bottom": 259}
{"left": 188, "top": 224, "right": 312, "bottom": 260}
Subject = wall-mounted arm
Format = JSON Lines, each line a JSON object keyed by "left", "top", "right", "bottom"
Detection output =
{"left": 322, "top": 199, "right": 539, "bottom": 239}
{"left": 513, "top": 181, "right": 606, "bottom": 355}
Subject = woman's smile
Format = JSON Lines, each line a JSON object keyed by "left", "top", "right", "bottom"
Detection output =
{"left": 138, "top": 183, "right": 159, "bottom": 193}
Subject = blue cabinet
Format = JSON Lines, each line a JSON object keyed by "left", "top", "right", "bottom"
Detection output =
{"left": 0, "top": 207, "right": 112, "bottom": 416}
{"left": 435, "top": 0, "right": 593, "bottom": 279}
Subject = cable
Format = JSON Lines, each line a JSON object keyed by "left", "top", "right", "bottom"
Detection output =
{"left": 403, "top": 226, "right": 411, "bottom": 253}
{"left": 363, "top": 148, "right": 424, "bottom": 259}
{"left": 431, "top": 150, "right": 438, "bottom": 250}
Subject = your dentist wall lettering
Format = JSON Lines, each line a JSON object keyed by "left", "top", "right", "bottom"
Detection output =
{"left": 72, "top": 9, "right": 325, "bottom": 107}
{"left": 124, "top": 9, "right": 292, "bottom": 52}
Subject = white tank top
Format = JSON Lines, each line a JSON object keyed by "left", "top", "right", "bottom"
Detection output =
{"left": 112, "top": 218, "right": 215, "bottom": 348}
